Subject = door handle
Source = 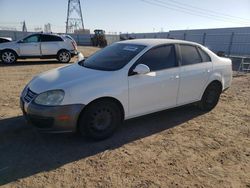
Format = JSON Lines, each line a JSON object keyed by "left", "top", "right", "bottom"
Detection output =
{"left": 170, "top": 75, "right": 179, "bottom": 80}
{"left": 203, "top": 69, "right": 210, "bottom": 73}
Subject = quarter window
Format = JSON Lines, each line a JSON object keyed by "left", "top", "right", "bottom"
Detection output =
{"left": 135, "top": 45, "right": 177, "bottom": 71}
{"left": 198, "top": 48, "right": 211, "bottom": 62}
{"left": 180, "top": 45, "right": 202, "bottom": 66}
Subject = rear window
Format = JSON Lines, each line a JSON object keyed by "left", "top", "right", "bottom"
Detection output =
{"left": 82, "top": 43, "right": 146, "bottom": 71}
{"left": 41, "top": 35, "right": 63, "bottom": 42}
{"left": 180, "top": 45, "right": 202, "bottom": 66}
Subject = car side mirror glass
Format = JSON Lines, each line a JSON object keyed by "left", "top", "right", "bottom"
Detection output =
{"left": 133, "top": 64, "right": 150, "bottom": 75}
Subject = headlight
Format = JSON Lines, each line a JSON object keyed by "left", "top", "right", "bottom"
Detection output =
{"left": 21, "top": 85, "right": 28, "bottom": 97}
{"left": 34, "top": 90, "right": 65, "bottom": 106}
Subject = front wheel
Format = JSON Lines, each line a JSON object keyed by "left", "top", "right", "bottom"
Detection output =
{"left": 78, "top": 100, "right": 122, "bottom": 140}
{"left": 57, "top": 50, "right": 71, "bottom": 63}
{"left": 1, "top": 50, "right": 17, "bottom": 64}
{"left": 198, "top": 82, "right": 222, "bottom": 111}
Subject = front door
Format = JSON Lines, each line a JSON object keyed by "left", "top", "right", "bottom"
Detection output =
{"left": 128, "top": 44, "right": 180, "bottom": 117}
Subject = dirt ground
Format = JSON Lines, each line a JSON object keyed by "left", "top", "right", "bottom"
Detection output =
{"left": 0, "top": 47, "right": 249, "bottom": 188}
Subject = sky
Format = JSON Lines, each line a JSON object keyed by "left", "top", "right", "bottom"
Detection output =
{"left": 0, "top": 0, "right": 250, "bottom": 33}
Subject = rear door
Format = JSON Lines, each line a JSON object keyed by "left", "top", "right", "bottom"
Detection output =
{"left": 40, "top": 35, "right": 63, "bottom": 55}
{"left": 19, "top": 34, "right": 41, "bottom": 56}
{"left": 128, "top": 44, "right": 180, "bottom": 117}
{"left": 177, "top": 44, "right": 212, "bottom": 105}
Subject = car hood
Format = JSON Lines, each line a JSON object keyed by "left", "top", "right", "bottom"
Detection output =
{"left": 28, "top": 63, "right": 109, "bottom": 94}
{"left": 0, "top": 41, "right": 17, "bottom": 48}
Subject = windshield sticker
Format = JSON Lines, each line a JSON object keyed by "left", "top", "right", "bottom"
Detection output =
{"left": 123, "top": 46, "right": 138, "bottom": 52}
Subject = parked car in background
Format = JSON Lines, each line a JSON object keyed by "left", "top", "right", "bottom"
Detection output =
{"left": 0, "top": 37, "right": 12, "bottom": 44}
{"left": 20, "top": 39, "right": 232, "bottom": 140}
{"left": 0, "top": 33, "right": 78, "bottom": 64}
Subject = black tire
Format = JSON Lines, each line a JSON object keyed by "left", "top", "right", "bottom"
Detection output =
{"left": 57, "top": 50, "right": 71, "bottom": 63}
{"left": 198, "top": 82, "right": 222, "bottom": 111}
{"left": 0, "top": 50, "right": 17, "bottom": 64}
{"left": 78, "top": 100, "right": 122, "bottom": 140}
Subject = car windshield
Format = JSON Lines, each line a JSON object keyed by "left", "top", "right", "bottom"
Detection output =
{"left": 80, "top": 43, "right": 146, "bottom": 71}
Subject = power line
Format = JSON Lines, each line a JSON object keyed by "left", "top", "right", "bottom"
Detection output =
{"left": 140, "top": 0, "right": 250, "bottom": 25}
{"left": 142, "top": 0, "right": 249, "bottom": 25}
{"left": 153, "top": 0, "right": 250, "bottom": 24}
{"left": 165, "top": 0, "right": 250, "bottom": 22}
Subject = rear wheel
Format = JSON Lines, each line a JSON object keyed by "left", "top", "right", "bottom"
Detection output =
{"left": 78, "top": 100, "right": 122, "bottom": 140}
{"left": 1, "top": 50, "right": 17, "bottom": 64}
{"left": 57, "top": 50, "right": 71, "bottom": 63}
{"left": 198, "top": 82, "right": 222, "bottom": 111}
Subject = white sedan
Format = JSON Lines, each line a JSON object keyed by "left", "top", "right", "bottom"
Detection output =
{"left": 20, "top": 39, "right": 232, "bottom": 140}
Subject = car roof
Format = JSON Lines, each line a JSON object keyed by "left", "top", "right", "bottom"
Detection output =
{"left": 41, "top": 33, "right": 61, "bottom": 37}
{"left": 27, "top": 33, "right": 61, "bottom": 37}
{"left": 118, "top": 38, "right": 201, "bottom": 47}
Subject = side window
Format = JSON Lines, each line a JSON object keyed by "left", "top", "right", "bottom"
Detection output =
{"left": 23, "top": 35, "right": 40, "bottom": 43}
{"left": 135, "top": 45, "right": 177, "bottom": 71}
{"left": 41, "top": 35, "right": 63, "bottom": 42}
{"left": 198, "top": 47, "right": 211, "bottom": 62}
{"left": 180, "top": 45, "right": 202, "bottom": 66}
{"left": 0, "top": 38, "right": 4, "bottom": 43}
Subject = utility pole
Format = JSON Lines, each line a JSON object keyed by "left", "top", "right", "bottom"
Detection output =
{"left": 21, "top": 21, "right": 27, "bottom": 32}
{"left": 66, "top": 0, "right": 84, "bottom": 33}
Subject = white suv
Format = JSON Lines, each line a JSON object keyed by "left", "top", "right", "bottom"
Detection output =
{"left": 0, "top": 33, "right": 78, "bottom": 64}
{"left": 20, "top": 39, "right": 232, "bottom": 140}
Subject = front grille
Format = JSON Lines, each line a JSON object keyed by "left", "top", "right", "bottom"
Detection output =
{"left": 24, "top": 88, "right": 37, "bottom": 103}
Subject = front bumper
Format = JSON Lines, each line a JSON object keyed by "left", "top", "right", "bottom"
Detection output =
{"left": 20, "top": 98, "right": 85, "bottom": 132}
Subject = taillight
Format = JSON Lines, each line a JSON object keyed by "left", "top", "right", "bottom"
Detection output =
{"left": 71, "top": 41, "right": 77, "bottom": 50}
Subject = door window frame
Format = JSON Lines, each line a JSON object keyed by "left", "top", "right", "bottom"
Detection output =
{"left": 128, "top": 44, "right": 179, "bottom": 76}
{"left": 41, "top": 34, "right": 64, "bottom": 42}
{"left": 177, "top": 44, "right": 212, "bottom": 66}
{"left": 197, "top": 47, "right": 212, "bottom": 62}
{"left": 22, "top": 34, "right": 41, "bottom": 43}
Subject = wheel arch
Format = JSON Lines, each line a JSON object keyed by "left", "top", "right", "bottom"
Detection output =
{"left": 76, "top": 96, "right": 125, "bottom": 130}
{"left": 1, "top": 48, "right": 19, "bottom": 57}
{"left": 201, "top": 79, "right": 223, "bottom": 100}
{"left": 204, "top": 72, "right": 225, "bottom": 92}
{"left": 207, "top": 80, "right": 223, "bottom": 91}
{"left": 57, "top": 49, "right": 70, "bottom": 56}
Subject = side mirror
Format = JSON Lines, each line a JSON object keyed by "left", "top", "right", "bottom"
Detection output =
{"left": 18, "top": 40, "right": 24, "bottom": 43}
{"left": 133, "top": 64, "right": 150, "bottom": 75}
